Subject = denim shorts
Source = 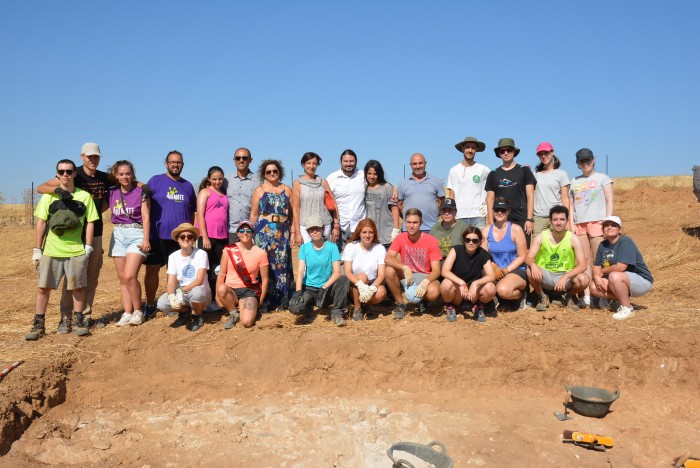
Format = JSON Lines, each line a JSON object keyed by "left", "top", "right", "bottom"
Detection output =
{"left": 109, "top": 225, "right": 146, "bottom": 257}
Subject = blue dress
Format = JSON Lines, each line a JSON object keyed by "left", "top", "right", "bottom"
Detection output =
{"left": 254, "top": 191, "right": 294, "bottom": 309}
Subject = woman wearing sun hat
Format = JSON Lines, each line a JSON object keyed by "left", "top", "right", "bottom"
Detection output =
{"left": 485, "top": 138, "right": 537, "bottom": 245}
{"left": 533, "top": 142, "right": 570, "bottom": 235}
{"left": 156, "top": 223, "right": 211, "bottom": 331}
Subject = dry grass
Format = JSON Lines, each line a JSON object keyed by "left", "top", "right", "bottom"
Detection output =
{"left": 612, "top": 175, "right": 692, "bottom": 191}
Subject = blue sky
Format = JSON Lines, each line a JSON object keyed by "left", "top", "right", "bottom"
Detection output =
{"left": 1, "top": 1, "right": 698, "bottom": 201}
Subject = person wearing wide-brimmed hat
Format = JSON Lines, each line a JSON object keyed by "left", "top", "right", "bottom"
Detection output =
{"left": 485, "top": 138, "right": 537, "bottom": 245}
{"left": 156, "top": 223, "right": 212, "bottom": 331}
{"left": 447, "top": 136, "right": 491, "bottom": 228}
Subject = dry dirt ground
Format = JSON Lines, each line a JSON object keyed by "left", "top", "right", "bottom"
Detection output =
{"left": 0, "top": 184, "right": 699, "bottom": 467}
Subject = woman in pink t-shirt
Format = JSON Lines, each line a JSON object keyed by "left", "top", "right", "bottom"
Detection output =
{"left": 196, "top": 166, "right": 229, "bottom": 296}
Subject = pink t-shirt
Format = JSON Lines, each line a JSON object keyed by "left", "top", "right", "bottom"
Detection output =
{"left": 196, "top": 187, "right": 229, "bottom": 239}
{"left": 388, "top": 232, "right": 442, "bottom": 274}
{"left": 224, "top": 243, "right": 269, "bottom": 289}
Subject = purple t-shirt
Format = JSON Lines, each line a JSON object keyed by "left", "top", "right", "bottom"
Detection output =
{"left": 147, "top": 173, "right": 197, "bottom": 240}
{"left": 109, "top": 186, "right": 144, "bottom": 224}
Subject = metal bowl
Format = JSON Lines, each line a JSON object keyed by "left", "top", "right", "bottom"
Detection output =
{"left": 565, "top": 385, "right": 620, "bottom": 418}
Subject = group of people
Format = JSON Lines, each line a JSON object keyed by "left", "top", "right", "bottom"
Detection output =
{"left": 25, "top": 137, "right": 654, "bottom": 340}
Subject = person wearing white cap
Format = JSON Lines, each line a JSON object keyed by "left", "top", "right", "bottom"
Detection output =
{"left": 589, "top": 216, "right": 653, "bottom": 320}
{"left": 37, "top": 142, "right": 112, "bottom": 327}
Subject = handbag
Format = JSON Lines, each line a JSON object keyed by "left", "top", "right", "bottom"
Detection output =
{"left": 324, "top": 189, "right": 336, "bottom": 213}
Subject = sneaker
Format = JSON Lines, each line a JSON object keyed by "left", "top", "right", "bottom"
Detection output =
{"left": 536, "top": 294, "right": 550, "bottom": 312}
{"left": 352, "top": 308, "right": 363, "bottom": 321}
{"left": 116, "top": 313, "right": 133, "bottom": 327}
{"left": 143, "top": 304, "right": 157, "bottom": 321}
{"left": 57, "top": 314, "right": 72, "bottom": 334}
{"left": 612, "top": 305, "right": 635, "bottom": 320}
{"left": 25, "top": 317, "right": 45, "bottom": 341}
{"left": 566, "top": 294, "right": 580, "bottom": 312}
{"left": 445, "top": 306, "right": 457, "bottom": 322}
{"left": 72, "top": 312, "right": 90, "bottom": 337}
{"left": 473, "top": 304, "right": 486, "bottom": 322}
{"left": 393, "top": 303, "right": 407, "bottom": 320}
{"left": 223, "top": 309, "right": 240, "bottom": 329}
{"left": 598, "top": 298, "right": 610, "bottom": 309}
{"left": 129, "top": 310, "right": 143, "bottom": 325}
{"left": 171, "top": 312, "right": 191, "bottom": 328}
{"left": 331, "top": 310, "right": 346, "bottom": 327}
{"left": 518, "top": 297, "right": 527, "bottom": 310}
{"left": 188, "top": 314, "right": 204, "bottom": 331}
{"left": 414, "top": 302, "right": 426, "bottom": 316}
{"left": 577, "top": 295, "right": 590, "bottom": 309}
{"left": 484, "top": 300, "right": 497, "bottom": 317}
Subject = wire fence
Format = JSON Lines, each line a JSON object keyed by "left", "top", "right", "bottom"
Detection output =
{"left": 0, "top": 184, "right": 39, "bottom": 227}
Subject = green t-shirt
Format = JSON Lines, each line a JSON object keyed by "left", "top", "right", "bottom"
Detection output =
{"left": 430, "top": 220, "right": 467, "bottom": 259}
{"left": 34, "top": 188, "right": 100, "bottom": 257}
{"left": 535, "top": 230, "right": 576, "bottom": 273}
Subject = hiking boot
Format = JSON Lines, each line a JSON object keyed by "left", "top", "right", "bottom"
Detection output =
{"left": 57, "top": 314, "right": 72, "bottom": 334}
{"left": 72, "top": 312, "right": 90, "bottom": 337}
{"left": 612, "top": 305, "right": 635, "bottom": 320}
{"left": 393, "top": 303, "right": 407, "bottom": 320}
{"left": 577, "top": 295, "right": 590, "bottom": 309}
{"left": 143, "top": 303, "right": 157, "bottom": 321}
{"left": 188, "top": 314, "right": 204, "bottom": 331}
{"left": 171, "top": 312, "right": 191, "bottom": 328}
{"left": 484, "top": 300, "right": 497, "bottom": 317}
{"left": 474, "top": 304, "right": 486, "bottom": 323}
{"left": 129, "top": 310, "right": 143, "bottom": 325}
{"left": 413, "top": 302, "right": 426, "bottom": 316}
{"left": 25, "top": 317, "right": 45, "bottom": 341}
{"left": 116, "top": 312, "right": 132, "bottom": 327}
{"left": 536, "top": 294, "right": 550, "bottom": 312}
{"left": 331, "top": 310, "right": 346, "bottom": 327}
{"left": 445, "top": 305, "right": 457, "bottom": 322}
{"left": 566, "top": 294, "right": 580, "bottom": 312}
{"left": 352, "top": 308, "right": 363, "bottom": 321}
{"left": 223, "top": 309, "right": 240, "bottom": 329}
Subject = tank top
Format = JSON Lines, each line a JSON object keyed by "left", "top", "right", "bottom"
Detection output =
{"left": 535, "top": 230, "right": 576, "bottom": 273}
{"left": 452, "top": 245, "right": 491, "bottom": 285}
{"left": 487, "top": 222, "right": 524, "bottom": 270}
{"left": 196, "top": 187, "right": 229, "bottom": 239}
{"left": 298, "top": 176, "right": 332, "bottom": 226}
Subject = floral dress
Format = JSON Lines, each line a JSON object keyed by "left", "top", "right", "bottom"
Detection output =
{"left": 254, "top": 190, "right": 294, "bottom": 309}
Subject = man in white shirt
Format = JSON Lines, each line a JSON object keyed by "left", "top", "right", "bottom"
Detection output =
{"left": 327, "top": 149, "right": 366, "bottom": 251}
{"left": 447, "top": 136, "right": 490, "bottom": 228}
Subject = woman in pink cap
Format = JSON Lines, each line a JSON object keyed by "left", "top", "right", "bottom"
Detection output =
{"left": 533, "top": 142, "right": 570, "bottom": 235}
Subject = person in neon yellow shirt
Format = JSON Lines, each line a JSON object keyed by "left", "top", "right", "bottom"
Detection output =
{"left": 525, "top": 205, "right": 589, "bottom": 312}
{"left": 26, "top": 159, "right": 100, "bottom": 341}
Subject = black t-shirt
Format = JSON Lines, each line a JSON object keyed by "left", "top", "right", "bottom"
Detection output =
{"left": 75, "top": 166, "right": 110, "bottom": 237}
{"left": 485, "top": 165, "right": 537, "bottom": 222}
{"left": 450, "top": 245, "right": 492, "bottom": 285}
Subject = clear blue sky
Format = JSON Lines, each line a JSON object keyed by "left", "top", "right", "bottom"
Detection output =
{"left": 1, "top": 1, "right": 698, "bottom": 202}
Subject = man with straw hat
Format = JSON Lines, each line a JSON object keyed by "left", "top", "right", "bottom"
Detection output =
{"left": 447, "top": 136, "right": 491, "bottom": 228}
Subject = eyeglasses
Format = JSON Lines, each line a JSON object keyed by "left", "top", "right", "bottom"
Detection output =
{"left": 463, "top": 237, "right": 481, "bottom": 244}
{"left": 493, "top": 208, "right": 508, "bottom": 214}
{"left": 265, "top": 169, "right": 279, "bottom": 175}
{"left": 237, "top": 228, "right": 253, "bottom": 234}
{"left": 178, "top": 234, "right": 196, "bottom": 240}
{"left": 167, "top": 161, "right": 183, "bottom": 165}
{"left": 235, "top": 156, "right": 250, "bottom": 161}
{"left": 498, "top": 148, "right": 514, "bottom": 154}
{"left": 57, "top": 169, "right": 74, "bottom": 175}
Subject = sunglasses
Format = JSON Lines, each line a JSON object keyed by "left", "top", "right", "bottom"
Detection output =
{"left": 57, "top": 169, "right": 74, "bottom": 176}
{"left": 463, "top": 237, "right": 481, "bottom": 244}
{"left": 265, "top": 169, "right": 279, "bottom": 175}
{"left": 493, "top": 208, "right": 508, "bottom": 214}
{"left": 235, "top": 156, "right": 250, "bottom": 161}
{"left": 237, "top": 228, "right": 253, "bottom": 234}
{"left": 498, "top": 148, "right": 514, "bottom": 154}
{"left": 178, "top": 234, "right": 196, "bottom": 241}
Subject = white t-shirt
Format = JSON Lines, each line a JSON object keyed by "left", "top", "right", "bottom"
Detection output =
{"left": 534, "top": 169, "right": 570, "bottom": 217}
{"left": 167, "top": 248, "right": 211, "bottom": 292}
{"left": 446, "top": 162, "right": 490, "bottom": 218}
{"left": 327, "top": 169, "right": 366, "bottom": 232}
{"left": 341, "top": 241, "right": 387, "bottom": 282}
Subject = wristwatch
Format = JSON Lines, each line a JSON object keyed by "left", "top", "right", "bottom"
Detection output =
{"left": 527, "top": 218, "right": 534, "bottom": 222}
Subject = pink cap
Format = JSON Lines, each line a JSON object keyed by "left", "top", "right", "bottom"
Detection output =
{"left": 536, "top": 142, "right": 553, "bottom": 154}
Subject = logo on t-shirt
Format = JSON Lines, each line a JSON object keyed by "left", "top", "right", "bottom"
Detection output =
{"left": 472, "top": 175, "right": 481, "bottom": 183}
{"left": 499, "top": 178, "right": 516, "bottom": 187}
{"left": 182, "top": 264, "right": 195, "bottom": 279}
{"left": 167, "top": 187, "right": 186, "bottom": 202}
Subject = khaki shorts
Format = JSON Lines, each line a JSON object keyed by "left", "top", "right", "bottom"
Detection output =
{"left": 533, "top": 216, "right": 551, "bottom": 235}
{"left": 38, "top": 254, "right": 89, "bottom": 290}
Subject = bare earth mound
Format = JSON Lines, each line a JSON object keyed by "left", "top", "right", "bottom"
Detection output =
{"left": 1, "top": 184, "right": 699, "bottom": 467}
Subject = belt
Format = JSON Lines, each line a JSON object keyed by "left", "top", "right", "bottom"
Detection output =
{"left": 115, "top": 223, "right": 143, "bottom": 229}
{"left": 259, "top": 213, "right": 288, "bottom": 222}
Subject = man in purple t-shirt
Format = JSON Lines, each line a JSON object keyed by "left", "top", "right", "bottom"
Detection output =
{"left": 144, "top": 151, "right": 197, "bottom": 317}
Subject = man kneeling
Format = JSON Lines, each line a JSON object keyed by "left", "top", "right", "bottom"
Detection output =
{"left": 526, "top": 205, "right": 589, "bottom": 312}
{"left": 289, "top": 216, "right": 349, "bottom": 326}
{"left": 217, "top": 221, "right": 269, "bottom": 329}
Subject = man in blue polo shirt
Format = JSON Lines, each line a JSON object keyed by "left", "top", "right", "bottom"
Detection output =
{"left": 397, "top": 153, "right": 445, "bottom": 232}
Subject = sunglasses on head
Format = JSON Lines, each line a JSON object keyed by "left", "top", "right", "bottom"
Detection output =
{"left": 178, "top": 234, "right": 196, "bottom": 241}
{"left": 463, "top": 237, "right": 481, "bottom": 244}
{"left": 235, "top": 156, "right": 250, "bottom": 161}
{"left": 237, "top": 228, "right": 253, "bottom": 234}
{"left": 57, "top": 169, "right": 74, "bottom": 176}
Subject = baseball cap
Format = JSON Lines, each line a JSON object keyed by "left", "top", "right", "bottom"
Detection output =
{"left": 602, "top": 215, "right": 622, "bottom": 227}
{"left": 536, "top": 142, "right": 553, "bottom": 154}
{"left": 576, "top": 148, "right": 594, "bottom": 162}
{"left": 440, "top": 198, "right": 457, "bottom": 210}
{"left": 305, "top": 216, "right": 324, "bottom": 229}
{"left": 81, "top": 142, "right": 101, "bottom": 157}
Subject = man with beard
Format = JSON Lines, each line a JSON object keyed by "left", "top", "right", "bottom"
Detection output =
{"left": 327, "top": 149, "right": 366, "bottom": 251}
{"left": 144, "top": 151, "right": 197, "bottom": 318}
{"left": 397, "top": 153, "right": 445, "bottom": 233}
{"left": 447, "top": 136, "right": 490, "bottom": 228}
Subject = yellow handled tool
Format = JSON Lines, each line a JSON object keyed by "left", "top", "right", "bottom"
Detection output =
{"left": 563, "top": 430, "right": 614, "bottom": 451}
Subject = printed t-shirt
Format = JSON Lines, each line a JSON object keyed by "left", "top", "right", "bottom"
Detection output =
{"left": 430, "top": 220, "right": 468, "bottom": 259}
{"left": 450, "top": 245, "right": 492, "bottom": 285}
{"left": 485, "top": 165, "right": 537, "bottom": 222}
{"left": 534, "top": 230, "right": 576, "bottom": 273}
{"left": 388, "top": 232, "right": 442, "bottom": 274}
{"left": 569, "top": 172, "right": 612, "bottom": 224}
{"left": 75, "top": 166, "right": 110, "bottom": 237}
{"left": 341, "top": 241, "right": 386, "bottom": 282}
{"left": 108, "top": 186, "right": 144, "bottom": 224}
{"left": 223, "top": 243, "right": 269, "bottom": 289}
{"left": 594, "top": 236, "right": 653, "bottom": 283}
{"left": 35, "top": 188, "right": 100, "bottom": 257}
{"left": 299, "top": 241, "right": 340, "bottom": 288}
{"left": 147, "top": 173, "right": 197, "bottom": 240}
{"left": 446, "top": 162, "right": 490, "bottom": 218}
{"left": 166, "top": 247, "right": 210, "bottom": 291}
